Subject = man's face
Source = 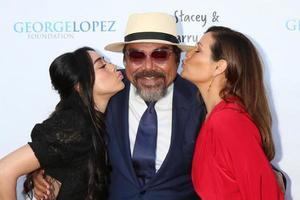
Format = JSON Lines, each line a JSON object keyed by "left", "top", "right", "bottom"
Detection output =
{"left": 124, "top": 43, "right": 178, "bottom": 102}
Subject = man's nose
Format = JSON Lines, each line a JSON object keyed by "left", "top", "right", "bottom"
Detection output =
{"left": 144, "top": 56, "right": 155, "bottom": 69}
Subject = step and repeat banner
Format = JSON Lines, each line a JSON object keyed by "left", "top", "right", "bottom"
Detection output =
{"left": 0, "top": 0, "right": 299, "bottom": 199}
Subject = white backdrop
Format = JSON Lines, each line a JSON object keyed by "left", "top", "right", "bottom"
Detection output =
{"left": 0, "top": 0, "right": 299, "bottom": 199}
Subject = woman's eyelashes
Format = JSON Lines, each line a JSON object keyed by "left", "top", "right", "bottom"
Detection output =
{"left": 195, "top": 47, "right": 202, "bottom": 53}
{"left": 99, "top": 58, "right": 108, "bottom": 69}
{"left": 99, "top": 63, "right": 106, "bottom": 69}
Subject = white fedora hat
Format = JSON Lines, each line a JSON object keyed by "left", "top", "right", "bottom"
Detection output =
{"left": 104, "top": 12, "right": 194, "bottom": 52}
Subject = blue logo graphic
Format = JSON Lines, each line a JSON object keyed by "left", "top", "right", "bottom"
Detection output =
{"left": 13, "top": 20, "right": 116, "bottom": 33}
{"left": 285, "top": 19, "right": 300, "bottom": 31}
{"left": 13, "top": 19, "right": 117, "bottom": 39}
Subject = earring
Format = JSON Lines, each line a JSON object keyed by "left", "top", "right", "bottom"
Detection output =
{"left": 207, "top": 76, "right": 216, "bottom": 92}
{"left": 207, "top": 66, "right": 220, "bottom": 92}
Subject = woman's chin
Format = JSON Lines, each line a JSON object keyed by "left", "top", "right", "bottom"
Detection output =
{"left": 181, "top": 71, "right": 189, "bottom": 80}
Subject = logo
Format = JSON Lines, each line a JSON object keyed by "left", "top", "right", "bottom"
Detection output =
{"left": 177, "top": 34, "right": 200, "bottom": 44}
{"left": 173, "top": 10, "right": 220, "bottom": 44}
{"left": 13, "top": 20, "right": 117, "bottom": 39}
{"left": 285, "top": 19, "right": 300, "bottom": 31}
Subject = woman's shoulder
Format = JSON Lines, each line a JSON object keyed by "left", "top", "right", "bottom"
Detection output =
{"left": 31, "top": 108, "right": 88, "bottom": 141}
{"left": 45, "top": 92, "right": 89, "bottom": 125}
{"left": 45, "top": 108, "right": 86, "bottom": 128}
{"left": 210, "top": 99, "right": 246, "bottom": 121}
{"left": 208, "top": 99, "right": 259, "bottom": 139}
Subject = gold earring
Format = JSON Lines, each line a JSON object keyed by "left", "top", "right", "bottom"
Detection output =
{"left": 207, "top": 76, "right": 216, "bottom": 92}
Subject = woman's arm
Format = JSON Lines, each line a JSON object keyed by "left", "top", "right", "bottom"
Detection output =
{"left": 212, "top": 112, "right": 284, "bottom": 199}
{"left": 0, "top": 144, "right": 40, "bottom": 200}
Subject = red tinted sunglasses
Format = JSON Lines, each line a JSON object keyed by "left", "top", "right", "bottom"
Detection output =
{"left": 125, "top": 48, "right": 173, "bottom": 66}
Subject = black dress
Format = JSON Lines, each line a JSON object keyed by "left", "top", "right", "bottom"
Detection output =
{"left": 28, "top": 93, "right": 102, "bottom": 199}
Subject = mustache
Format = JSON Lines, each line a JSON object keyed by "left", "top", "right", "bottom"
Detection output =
{"left": 134, "top": 70, "right": 166, "bottom": 79}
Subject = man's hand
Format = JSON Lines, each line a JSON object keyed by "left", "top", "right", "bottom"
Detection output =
{"left": 32, "top": 169, "right": 50, "bottom": 200}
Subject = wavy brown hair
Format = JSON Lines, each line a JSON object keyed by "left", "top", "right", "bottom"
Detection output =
{"left": 206, "top": 26, "right": 275, "bottom": 160}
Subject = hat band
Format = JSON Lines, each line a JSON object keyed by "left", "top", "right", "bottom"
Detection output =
{"left": 125, "top": 32, "right": 179, "bottom": 44}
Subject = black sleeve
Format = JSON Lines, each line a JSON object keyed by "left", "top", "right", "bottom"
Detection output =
{"left": 28, "top": 110, "right": 92, "bottom": 168}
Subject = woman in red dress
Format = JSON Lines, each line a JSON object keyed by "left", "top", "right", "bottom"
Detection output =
{"left": 181, "top": 26, "right": 284, "bottom": 200}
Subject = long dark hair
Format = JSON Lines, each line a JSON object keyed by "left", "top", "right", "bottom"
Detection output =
{"left": 24, "top": 47, "right": 107, "bottom": 199}
{"left": 205, "top": 26, "right": 275, "bottom": 161}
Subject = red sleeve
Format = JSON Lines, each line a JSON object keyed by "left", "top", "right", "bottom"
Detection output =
{"left": 210, "top": 109, "right": 284, "bottom": 200}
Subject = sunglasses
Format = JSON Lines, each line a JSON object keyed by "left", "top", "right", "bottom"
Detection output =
{"left": 125, "top": 48, "right": 173, "bottom": 66}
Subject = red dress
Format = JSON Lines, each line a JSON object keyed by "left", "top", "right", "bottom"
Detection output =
{"left": 192, "top": 99, "right": 284, "bottom": 200}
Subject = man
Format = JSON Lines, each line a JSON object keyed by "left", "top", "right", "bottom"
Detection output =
{"left": 103, "top": 12, "right": 205, "bottom": 200}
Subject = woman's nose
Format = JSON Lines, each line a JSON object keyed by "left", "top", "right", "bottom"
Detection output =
{"left": 185, "top": 49, "right": 194, "bottom": 59}
{"left": 107, "top": 63, "right": 117, "bottom": 72}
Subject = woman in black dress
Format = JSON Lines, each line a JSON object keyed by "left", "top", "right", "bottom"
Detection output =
{"left": 0, "top": 47, "right": 124, "bottom": 200}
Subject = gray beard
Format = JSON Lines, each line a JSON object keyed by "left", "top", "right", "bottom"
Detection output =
{"left": 132, "top": 69, "right": 168, "bottom": 102}
{"left": 135, "top": 84, "right": 167, "bottom": 102}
